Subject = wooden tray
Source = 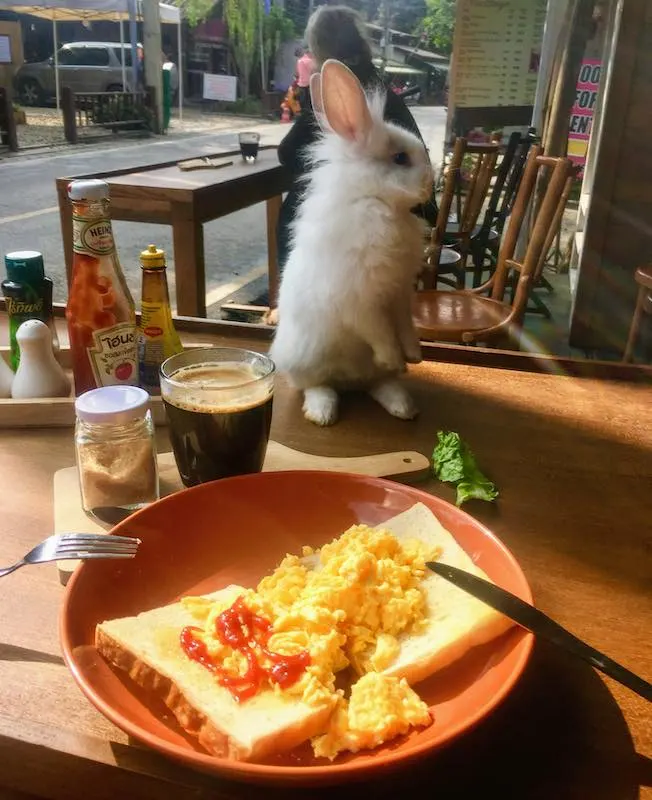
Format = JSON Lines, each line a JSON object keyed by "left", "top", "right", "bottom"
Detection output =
{"left": 0, "top": 343, "right": 212, "bottom": 428}
{"left": 53, "top": 444, "right": 431, "bottom": 582}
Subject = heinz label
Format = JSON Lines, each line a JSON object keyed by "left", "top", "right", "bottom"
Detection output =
{"left": 87, "top": 321, "right": 138, "bottom": 387}
{"left": 73, "top": 214, "right": 116, "bottom": 257}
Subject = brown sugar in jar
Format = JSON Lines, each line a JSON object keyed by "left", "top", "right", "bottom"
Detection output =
{"left": 74, "top": 385, "right": 159, "bottom": 512}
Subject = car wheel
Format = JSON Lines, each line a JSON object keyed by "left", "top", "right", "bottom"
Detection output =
{"left": 19, "top": 78, "right": 43, "bottom": 107}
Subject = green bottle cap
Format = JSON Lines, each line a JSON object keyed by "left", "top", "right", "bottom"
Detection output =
{"left": 5, "top": 251, "right": 45, "bottom": 284}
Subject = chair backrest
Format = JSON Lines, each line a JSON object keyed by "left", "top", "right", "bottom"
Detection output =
{"left": 452, "top": 141, "right": 500, "bottom": 242}
{"left": 477, "top": 129, "right": 538, "bottom": 242}
{"left": 533, "top": 163, "right": 580, "bottom": 284}
{"left": 490, "top": 148, "right": 573, "bottom": 321}
{"left": 427, "top": 136, "right": 465, "bottom": 269}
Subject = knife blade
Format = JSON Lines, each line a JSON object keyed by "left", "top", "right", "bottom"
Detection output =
{"left": 426, "top": 561, "right": 652, "bottom": 703}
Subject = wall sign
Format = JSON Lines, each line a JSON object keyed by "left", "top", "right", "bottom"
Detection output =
{"left": 203, "top": 73, "right": 237, "bottom": 102}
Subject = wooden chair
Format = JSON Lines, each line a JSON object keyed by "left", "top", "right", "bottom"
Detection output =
{"left": 413, "top": 147, "right": 573, "bottom": 348}
{"left": 623, "top": 266, "right": 652, "bottom": 362}
{"left": 467, "top": 129, "right": 538, "bottom": 287}
{"left": 444, "top": 139, "right": 500, "bottom": 270}
{"left": 420, "top": 137, "right": 465, "bottom": 290}
{"left": 525, "top": 163, "right": 580, "bottom": 318}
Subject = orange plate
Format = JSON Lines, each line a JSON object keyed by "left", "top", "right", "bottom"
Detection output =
{"left": 60, "top": 471, "right": 533, "bottom": 787}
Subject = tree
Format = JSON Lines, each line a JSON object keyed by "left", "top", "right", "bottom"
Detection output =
{"left": 262, "top": 6, "right": 296, "bottom": 89}
{"left": 177, "top": 0, "right": 218, "bottom": 27}
{"left": 420, "top": 0, "right": 455, "bottom": 55}
{"left": 224, "top": 0, "right": 262, "bottom": 98}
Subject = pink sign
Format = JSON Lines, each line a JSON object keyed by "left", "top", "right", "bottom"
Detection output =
{"left": 567, "top": 58, "right": 602, "bottom": 169}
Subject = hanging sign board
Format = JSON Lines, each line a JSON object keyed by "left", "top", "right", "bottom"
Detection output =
{"left": 567, "top": 58, "right": 601, "bottom": 170}
{"left": 203, "top": 73, "right": 237, "bottom": 102}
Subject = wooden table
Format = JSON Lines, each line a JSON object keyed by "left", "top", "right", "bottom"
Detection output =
{"left": 1, "top": 316, "right": 651, "bottom": 799}
{"left": 55, "top": 148, "right": 291, "bottom": 318}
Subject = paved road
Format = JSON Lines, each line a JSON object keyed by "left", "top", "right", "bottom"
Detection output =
{"left": 0, "top": 106, "right": 446, "bottom": 316}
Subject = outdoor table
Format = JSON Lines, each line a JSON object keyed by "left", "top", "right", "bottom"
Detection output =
{"left": 55, "top": 147, "right": 291, "bottom": 318}
{"left": 0, "top": 312, "right": 650, "bottom": 799}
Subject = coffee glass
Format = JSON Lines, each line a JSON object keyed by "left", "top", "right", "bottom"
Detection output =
{"left": 160, "top": 347, "right": 274, "bottom": 487}
{"left": 238, "top": 131, "right": 260, "bottom": 163}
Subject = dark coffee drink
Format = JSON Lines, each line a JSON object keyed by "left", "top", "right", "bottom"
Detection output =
{"left": 240, "top": 141, "right": 259, "bottom": 161}
{"left": 238, "top": 132, "right": 260, "bottom": 163}
{"left": 160, "top": 355, "right": 274, "bottom": 487}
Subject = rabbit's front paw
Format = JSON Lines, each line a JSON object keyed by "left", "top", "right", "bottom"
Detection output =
{"left": 303, "top": 386, "right": 339, "bottom": 426}
{"left": 369, "top": 380, "right": 418, "bottom": 420}
{"left": 372, "top": 348, "right": 406, "bottom": 373}
{"left": 403, "top": 342, "right": 422, "bottom": 364}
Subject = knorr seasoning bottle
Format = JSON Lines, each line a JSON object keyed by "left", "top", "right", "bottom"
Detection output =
{"left": 2, "top": 250, "right": 58, "bottom": 370}
{"left": 137, "top": 244, "right": 182, "bottom": 395}
{"left": 65, "top": 180, "right": 137, "bottom": 396}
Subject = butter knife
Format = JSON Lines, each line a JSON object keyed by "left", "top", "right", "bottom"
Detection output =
{"left": 426, "top": 561, "right": 652, "bottom": 703}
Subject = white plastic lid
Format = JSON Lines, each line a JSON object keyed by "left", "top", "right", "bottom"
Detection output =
{"left": 68, "top": 179, "right": 110, "bottom": 201}
{"left": 75, "top": 385, "right": 150, "bottom": 424}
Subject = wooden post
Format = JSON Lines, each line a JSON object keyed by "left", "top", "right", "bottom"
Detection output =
{"left": 0, "top": 88, "right": 18, "bottom": 152}
{"left": 61, "top": 86, "right": 77, "bottom": 144}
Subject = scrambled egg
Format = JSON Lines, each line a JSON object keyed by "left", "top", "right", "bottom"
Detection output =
{"left": 182, "top": 524, "right": 440, "bottom": 758}
{"left": 313, "top": 673, "right": 432, "bottom": 759}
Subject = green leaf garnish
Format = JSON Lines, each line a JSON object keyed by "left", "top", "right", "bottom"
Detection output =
{"left": 432, "top": 431, "right": 498, "bottom": 507}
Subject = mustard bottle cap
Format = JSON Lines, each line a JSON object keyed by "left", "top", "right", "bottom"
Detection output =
{"left": 140, "top": 244, "right": 166, "bottom": 269}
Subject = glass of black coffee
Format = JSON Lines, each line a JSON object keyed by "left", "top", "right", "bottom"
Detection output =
{"left": 160, "top": 347, "right": 274, "bottom": 487}
{"left": 238, "top": 131, "right": 260, "bottom": 164}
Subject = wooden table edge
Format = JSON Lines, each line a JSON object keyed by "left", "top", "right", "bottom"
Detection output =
{"left": 3, "top": 300, "right": 648, "bottom": 383}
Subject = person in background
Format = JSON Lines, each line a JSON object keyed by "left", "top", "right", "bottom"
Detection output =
{"left": 275, "top": 6, "right": 437, "bottom": 281}
{"left": 295, "top": 47, "right": 315, "bottom": 111}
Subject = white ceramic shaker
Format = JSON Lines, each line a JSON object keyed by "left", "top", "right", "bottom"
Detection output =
{"left": 11, "top": 319, "right": 71, "bottom": 398}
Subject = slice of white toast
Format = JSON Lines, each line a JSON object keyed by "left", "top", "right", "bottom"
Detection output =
{"left": 376, "top": 503, "right": 514, "bottom": 685}
{"left": 97, "top": 504, "right": 515, "bottom": 762}
{"left": 96, "top": 584, "right": 338, "bottom": 760}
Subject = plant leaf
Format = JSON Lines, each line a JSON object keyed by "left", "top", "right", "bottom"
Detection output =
{"left": 432, "top": 430, "right": 498, "bottom": 506}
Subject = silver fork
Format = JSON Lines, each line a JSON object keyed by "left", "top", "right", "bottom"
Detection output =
{"left": 0, "top": 533, "right": 141, "bottom": 578}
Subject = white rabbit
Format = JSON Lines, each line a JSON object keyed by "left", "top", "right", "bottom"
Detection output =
{"left": 270, "top": 59, "right": 433, "bottom": 426}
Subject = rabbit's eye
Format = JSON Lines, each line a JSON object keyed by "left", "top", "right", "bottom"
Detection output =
{"left": 393, "top": 152, "right": 410, "bottom": 166}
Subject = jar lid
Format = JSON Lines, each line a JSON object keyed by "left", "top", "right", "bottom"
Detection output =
{"left": 140, "top": 244, "right": 166, "bottom": 269}
{"left": 75, "top": 386, "right": 150, "bottom": 424}
{"left": 68, "top": 179, "right": 110, "bottom": 202}
{"left": 5, "top": 250, "right": 45, "bottom": 284}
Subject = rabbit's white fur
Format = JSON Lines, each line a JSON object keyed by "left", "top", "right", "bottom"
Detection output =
{"left": 270, "top": 64, "right": 432, "bottom": 426}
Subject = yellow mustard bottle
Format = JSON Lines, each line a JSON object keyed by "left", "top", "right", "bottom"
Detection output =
{"left": 137, "top": 244, "right": 183, "bottom": 395}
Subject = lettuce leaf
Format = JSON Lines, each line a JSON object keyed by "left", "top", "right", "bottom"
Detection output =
{"left": 432, "top": 431, "right": 498, "bottom": 507}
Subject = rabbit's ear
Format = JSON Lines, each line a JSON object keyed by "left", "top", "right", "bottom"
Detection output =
{"left": 321, "top": 59, "right": 372, "bottom": 143}
{"left": 310, "top": 72, "right": 328, "bottom": 131}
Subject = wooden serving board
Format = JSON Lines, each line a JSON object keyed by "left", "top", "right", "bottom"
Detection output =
{"left": 54, "top": 443, "right": 430, "bottom": 582}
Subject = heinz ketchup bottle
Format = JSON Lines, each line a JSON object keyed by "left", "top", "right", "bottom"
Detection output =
{"left": 66, "top": 180, "right": 137, "bottom": 396}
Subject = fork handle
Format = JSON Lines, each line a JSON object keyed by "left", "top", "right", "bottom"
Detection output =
{"left": 0, "top": 561, "right": 23, "bottom": 578}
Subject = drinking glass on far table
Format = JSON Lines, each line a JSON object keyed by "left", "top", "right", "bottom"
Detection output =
{"left": 238, "top": 131, "right": 260, "bottom": 163}
{"left": 160, "top": 347, "right": 274, "bottom": 487}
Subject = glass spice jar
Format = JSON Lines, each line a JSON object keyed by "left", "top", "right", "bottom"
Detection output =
{"left": 74, "top": 385, "right": 159, "bottom": 513}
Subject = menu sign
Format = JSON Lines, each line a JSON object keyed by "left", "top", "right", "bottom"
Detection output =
{"left": 567, "top": 58, "right": 601, "bottom": 170}
{"left": 451, "top": 0, "right": 547, "bottom": 108}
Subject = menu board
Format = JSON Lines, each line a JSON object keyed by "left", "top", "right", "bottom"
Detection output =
{"left": 451, "top": 0, "right": 547, "bottom": 108}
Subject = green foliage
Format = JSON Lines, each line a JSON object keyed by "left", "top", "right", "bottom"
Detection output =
{"left": 420, "top": 0, "right": 455, "bottom": 54}
{"left": 224, "top": 0, "right": 262, "bottom": 98}
{"left": 262, "top": 6, "right": 296, "bottom": 88}
{"left": 178, "top": 0, "right": 218, "bottom": 27}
